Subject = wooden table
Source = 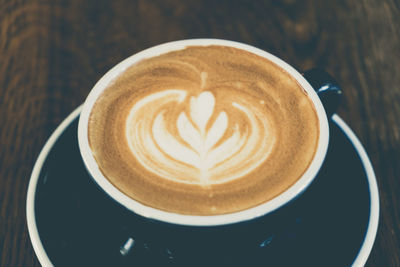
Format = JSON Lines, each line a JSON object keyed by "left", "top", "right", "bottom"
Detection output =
{"left": 1, "top": 0, "right": 399, "bottom": 266}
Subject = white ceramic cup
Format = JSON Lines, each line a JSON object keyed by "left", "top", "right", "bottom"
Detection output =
{"left": 78, "top": 39, "right": 330, "bottom": 227}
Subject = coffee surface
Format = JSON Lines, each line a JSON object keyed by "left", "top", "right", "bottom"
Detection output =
{"left": 88, "top": 45, "right": 319, "bottom": 215}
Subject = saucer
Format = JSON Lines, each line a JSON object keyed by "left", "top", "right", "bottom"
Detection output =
{"left": 27, "top": 106, "right": 379, "bottom": 267}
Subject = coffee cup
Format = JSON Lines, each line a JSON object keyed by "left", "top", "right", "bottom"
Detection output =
{"left": 77, "top": 39, "right": 341, "bottom": 265}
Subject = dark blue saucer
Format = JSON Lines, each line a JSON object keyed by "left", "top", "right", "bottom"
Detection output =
{"left": 27, "top": 108, "right": 379, "bottom": 267}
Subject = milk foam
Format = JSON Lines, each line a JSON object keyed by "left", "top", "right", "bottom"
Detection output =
{"left": 88, "top": 45, "right": 319, "bottom": 215}
{"left": 125, "top": 89, "right": 274, "bottom": 185}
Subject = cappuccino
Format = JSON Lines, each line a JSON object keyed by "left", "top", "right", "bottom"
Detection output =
{"left": 88, "top": 45, "right": 319, "bottom": 215}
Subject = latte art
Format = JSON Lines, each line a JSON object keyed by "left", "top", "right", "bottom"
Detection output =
{"left": 88, "top": 45, "right": 319, "bottom": 215}
{"left": 125, "top": 90, "right": 274, "bottom": 185}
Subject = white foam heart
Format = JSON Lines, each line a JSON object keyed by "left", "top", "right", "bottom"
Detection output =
{"left": 125, "top": 89, "right": 274, "bottom": 185}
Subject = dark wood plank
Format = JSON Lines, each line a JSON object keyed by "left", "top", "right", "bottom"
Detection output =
{"left": 1, "top": 0, "right": 399, "bottom": 266}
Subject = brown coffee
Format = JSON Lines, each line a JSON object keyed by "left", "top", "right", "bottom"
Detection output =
{"left": 88, "top": 45, "right": 319, "bottom": 215}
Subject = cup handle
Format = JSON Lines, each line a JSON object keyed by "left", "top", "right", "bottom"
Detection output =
{"left": 303, "top": 68, "right": 342, "bottom": 116}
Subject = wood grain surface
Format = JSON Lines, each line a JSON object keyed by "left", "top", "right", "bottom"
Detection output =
{"left": 1, "top": 0, "right": 399, "bottom": 266}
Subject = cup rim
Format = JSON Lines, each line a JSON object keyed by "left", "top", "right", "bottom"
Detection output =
{"left": 78, "top": 38, "right": 330, "bottom": 226}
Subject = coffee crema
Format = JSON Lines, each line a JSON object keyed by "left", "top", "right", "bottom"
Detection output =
{"left": 88, "top": 45, "right": 319, "bottom": 215}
